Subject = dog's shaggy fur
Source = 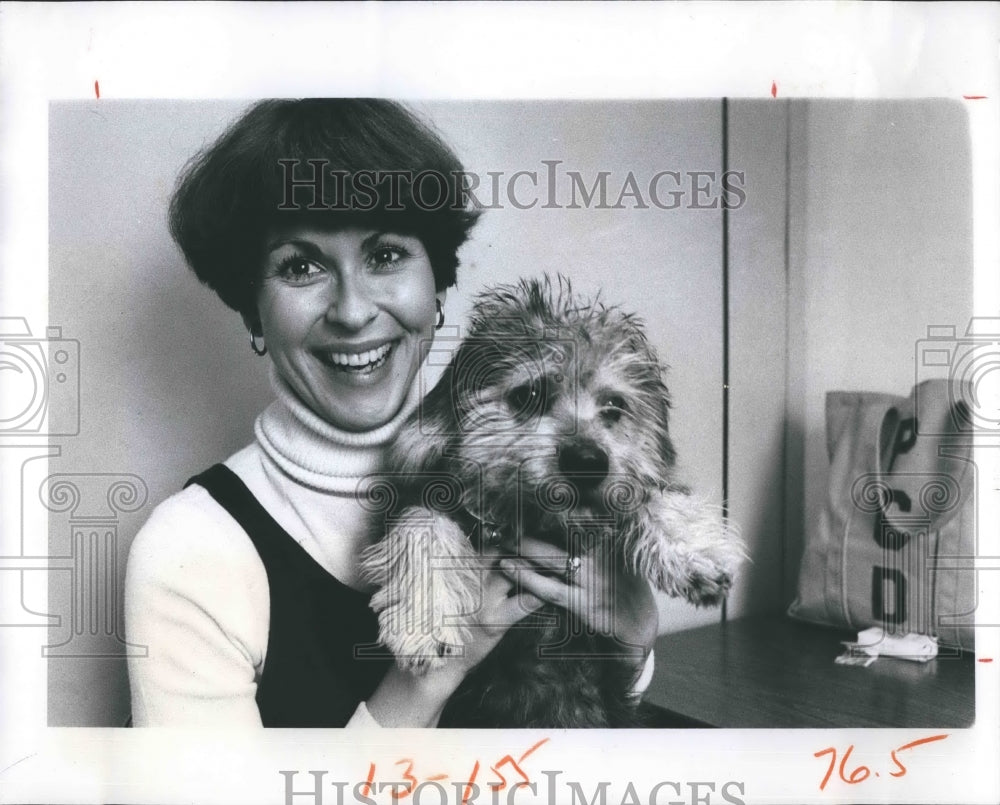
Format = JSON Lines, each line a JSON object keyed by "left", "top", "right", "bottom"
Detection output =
{"left": 361, "top": 276, "right": 744, "bottom": 727}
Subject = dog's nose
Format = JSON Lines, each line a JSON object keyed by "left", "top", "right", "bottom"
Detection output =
{"left": 558, "top": 441, "right": 609, "bottom": 484}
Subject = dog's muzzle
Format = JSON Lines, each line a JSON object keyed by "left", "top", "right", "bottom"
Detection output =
{"left": 557, "top": 439, "right": 609, "bottom": 487}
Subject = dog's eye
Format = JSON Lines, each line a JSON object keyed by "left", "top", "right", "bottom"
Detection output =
{"left": 599, "top": 395, "right": 627, "bottom": 424}
{"left": 507, "top": 379, "right": 547, "bottom": 416}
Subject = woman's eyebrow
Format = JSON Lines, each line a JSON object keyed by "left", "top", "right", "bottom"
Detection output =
{"left": 361, "top": 231, "right": 425, "bottom": 251}
{"left": 360, "top": 231, "right": 391, "bottom": 251}
{"left": 264, "top": 237, "right": 325, "bottom": 257}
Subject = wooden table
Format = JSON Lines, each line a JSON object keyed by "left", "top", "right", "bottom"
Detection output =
{"left": 643, "top": 616, "right": 976, "bottom": 728}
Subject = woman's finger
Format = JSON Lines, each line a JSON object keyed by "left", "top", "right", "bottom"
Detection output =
{"left": 494, "top": 591, "right": 546, "bottom": 627}
{"left": 512, "top": 536, "right": 575, "bottom": 568}
{"left": 509, "top": 538, "right": 599, "bottom": 581}
{"left": 514, "top": 535, "right": 566, "bottom": 555}
{"left": 481, "top": 567, "right": 513, "bottom": 595}
{"left": 513, "top": 537, "right": 610, "bottom": 583}
{"left": 500, "top": 557, "right": 616, "bottom": 633}
{"left": 501, "top": 549, "right": 598, "bottom": 588}
{"left": 499, "top": 558, "right": 574, "bottom": 608}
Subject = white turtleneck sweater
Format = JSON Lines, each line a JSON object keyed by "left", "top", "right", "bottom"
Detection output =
{"left": 124, "top": 366, "right": 425, "bottom": 727}
{"left": 125, "top": 366, "right": 654, "bottom": 728}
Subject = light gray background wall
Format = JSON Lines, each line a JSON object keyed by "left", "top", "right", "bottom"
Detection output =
{"left": 47, "top": 100, "right": 727, "bottom": 726}
{"left": 45, "top": 99, "right": 973, "bottom": 726}
{"left": 783, "top": 100, "right": 973, "bottom": 594}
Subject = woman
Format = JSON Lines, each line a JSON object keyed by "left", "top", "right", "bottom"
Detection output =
{"left": 124, "top": 99, "right": 658, "bottom": 727}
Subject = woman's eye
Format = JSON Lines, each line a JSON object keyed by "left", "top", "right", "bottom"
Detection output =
{"left": 277, "top": 256, "right": 322, "bottom": 281}
{"left": 369, "top": 245, "right": 407, "bottom": 269}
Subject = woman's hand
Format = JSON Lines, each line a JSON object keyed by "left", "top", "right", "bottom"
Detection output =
{"left": 497, "top": 536, "right": 659, "bottom": 663}
{"left": 434, "top": 554, "right": 547, "bottom": 678}
{"left": 365, "top": 556, "right": 543, "bottom": 727}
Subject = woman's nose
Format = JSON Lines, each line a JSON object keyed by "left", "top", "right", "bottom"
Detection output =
{"left": 325, "top": 275, "right": 377, "bottom": 330}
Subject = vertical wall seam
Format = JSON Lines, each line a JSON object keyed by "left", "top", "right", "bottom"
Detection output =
{"left": 721, "top": 97, "right": 730, "bottom": 623}
{"left": 781, "top": 98, "right": 792, "bottom": 605}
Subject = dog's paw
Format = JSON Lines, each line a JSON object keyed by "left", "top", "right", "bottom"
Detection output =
{"left": 376, "top": 610, "right": 468, "bottom": 674}
{"left": 363, "top": 507, "right": 484, "bottom": 673}
{"left": 634, "top": 490, "right": 747, "bottom": 607}
{"left": 370, "top": 578, "right": 473, "bottom": 673}
{"left": 673, "top": 553, "right": 734, "bottom": 607}
{"left": 647, "top": 547, "right": 735, "bottom": 607}
{"left": 683, "top": 527, "right": 746, "bottom": 604}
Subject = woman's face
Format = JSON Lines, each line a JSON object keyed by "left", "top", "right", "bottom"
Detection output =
{"left": 254, "top": 224, "right": 442, "bottom": 432}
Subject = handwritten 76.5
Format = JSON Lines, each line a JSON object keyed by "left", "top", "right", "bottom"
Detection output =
{"left": 813, "top": 734, "right": 949, "bottom": 791}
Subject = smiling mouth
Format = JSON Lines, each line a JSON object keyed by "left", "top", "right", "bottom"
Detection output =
{"left": 322, "top": 341, "right": 395, "bottom": 374}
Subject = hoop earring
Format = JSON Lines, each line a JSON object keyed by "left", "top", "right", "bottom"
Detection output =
{"left": 249, "top": 330, "right": 267, "bottom": 356}
{"left": 435, "top": 299, "right": 445, "bottom": 331}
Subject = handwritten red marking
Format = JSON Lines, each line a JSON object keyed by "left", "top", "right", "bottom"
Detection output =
{"left": 814, "top": 747, "right": 837, "bottom": 791}
{"left": 518, "top": 738, "right": 550, "bottom": 762}
{"left": 815, "top": 744, "right": 871, "bottom": 790}
{"left": 890, "top": 734, "right": 949, "bottom": 778}
{"left": 461, "top": 760, "right": 480, "bottom": 805}
{"left": 838, "top": 745, "right": 871, "bottom": 785}
{"left": 488, "top": 738, "right": 551, "bottom": 790}
{"left": 490, "top": 755, "right": 529, "bottom": 791}
{"left": 771, "top": 81, "right": 777, "bottom": 98}
{"left": 978, "top": 657, "right": 993, "bottom": 662}
{"left": 963, "top": 95, "right": 987, "bottom": 100}
{"left": 94, "top": 80, "right": 100, "bottom": 99}
{"left": 895, "top": 734, "right": 949, "bottom": 753}
{"left": 392, "top": 759, "right": 418, "bottom": 800}
{"left": 815, "top": 735, "right": 949, "bottom": 790}
{"left": 366, "top": 738, "right": 550, "bottom": 803}
{"left": 361, "top": 763, "right": 376, "bottom": 798}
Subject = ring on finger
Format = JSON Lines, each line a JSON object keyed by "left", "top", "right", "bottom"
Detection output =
{"left": 483, "top": 523, "right": 503, "bottom": 547}
{"left": 565, "top": 555, "right": 582, "bottom": 583}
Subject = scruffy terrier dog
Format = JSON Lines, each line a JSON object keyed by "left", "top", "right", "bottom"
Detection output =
{"left": 361, "top": 276, "right": 743, "bottom": 727}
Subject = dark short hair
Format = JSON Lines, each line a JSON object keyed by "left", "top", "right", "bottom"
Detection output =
{"left": 169, "top": 99, "right": 481, "bottom": 318}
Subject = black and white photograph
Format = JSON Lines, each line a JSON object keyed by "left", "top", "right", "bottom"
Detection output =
{"left": 1, "top": 4, "right": 998, "bottom": 804}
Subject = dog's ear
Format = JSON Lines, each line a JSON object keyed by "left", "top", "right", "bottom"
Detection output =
{"left": 624, "top": 319, "right": 677, "bottom": 474}
{"left": 658, "top": 396, "right": 677, "bottom": 471}
{"left": 390, "top": 364, "right": 460, "bottom": 475}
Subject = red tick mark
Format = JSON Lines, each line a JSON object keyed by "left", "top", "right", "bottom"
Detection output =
{"left": 94, "top": 80, "right": 100, "bottom": 99}
{"left": 963, "top": 95, "right": 987, "bottom": 100}
{"left": 978, "top": 657, "right": 993, "bottom": 663}
{"left": 771, "top": 81, "right": 777, "bottom": 98}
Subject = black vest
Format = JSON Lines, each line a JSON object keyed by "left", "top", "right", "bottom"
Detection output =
{"left": 185, "top": 464, "right": 392, "bottom": 727}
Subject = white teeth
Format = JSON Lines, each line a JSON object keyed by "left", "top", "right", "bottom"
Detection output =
{"left": 329, "top": 342, "right": 392, "bottom": 368}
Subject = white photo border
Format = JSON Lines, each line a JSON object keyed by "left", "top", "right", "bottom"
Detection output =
{"left": 1, "top": 3, "right": 998, "bottom": 804}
